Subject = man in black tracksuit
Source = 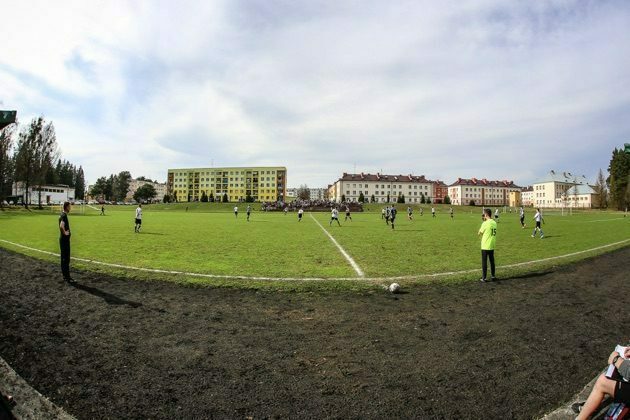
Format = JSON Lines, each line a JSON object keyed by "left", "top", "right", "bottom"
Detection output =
{"left": 59, "top": 201, "right": 74, "bottom": 284}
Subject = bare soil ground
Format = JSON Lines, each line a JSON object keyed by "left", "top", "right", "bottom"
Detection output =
{"left": 1, "top": 246, "right": 629, "bottom": 419}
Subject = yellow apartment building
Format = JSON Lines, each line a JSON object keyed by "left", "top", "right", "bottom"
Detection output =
{"left": 167, "top": 166, "right": 287, "bottom": 202}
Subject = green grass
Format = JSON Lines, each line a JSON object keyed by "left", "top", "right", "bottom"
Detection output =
{"left": 0, "top": 205, "right": 628, "bottom": 290}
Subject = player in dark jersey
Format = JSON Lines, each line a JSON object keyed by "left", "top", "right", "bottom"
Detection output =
{"left": 390, "top": 206, "right": 397, "bottom": 230}
{"left": 59, "top": 202, "right": 74, "bottom": 284}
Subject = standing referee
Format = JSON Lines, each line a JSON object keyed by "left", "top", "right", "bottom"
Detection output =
{"left": 59, "top": 201, "right": 74, "bottom": 284}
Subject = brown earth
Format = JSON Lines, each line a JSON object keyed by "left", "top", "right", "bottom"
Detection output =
{"left": 1, "top": 246, "right": 629, "bottom": 419}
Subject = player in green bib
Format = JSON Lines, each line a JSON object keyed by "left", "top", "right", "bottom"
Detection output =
{"left": 478, "top": 208, "right": 497, "bottom": 282}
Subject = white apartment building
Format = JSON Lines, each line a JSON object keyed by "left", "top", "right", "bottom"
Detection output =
{"left": 521, "top": 186, "right": 534, "bottom": 207}
{"left": 286, "top": 187, "right": 326, "bottom": 200}
{"left": 126, "top": 179, "right": 167, "bottom": 202}
{"left": 448, "top": 178, "right": 522, "bottom": 206}
{"left": 532, "top": 170, "right": 591, "bottom": 208}
{"left": 565, "top": 184, "right": 598, "bottom": 208}
{"left": 328, "top": 173, "right": 436, "bottom": 203}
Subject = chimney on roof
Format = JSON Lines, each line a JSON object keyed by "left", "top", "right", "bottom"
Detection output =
{"left": 472, "top": 177, "right": 477, "bottom": 184}
{"left": 343, "top": 172, "right": 347, "bottom": 177}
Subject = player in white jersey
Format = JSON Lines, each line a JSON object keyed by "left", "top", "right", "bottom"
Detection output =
{"left": 519, "top": 207, "right": 526, "bottom": 228}
{"left": 407, "top": 206, "right": 413, "bottom": 220}
{"left": 329, "top": 207, "right": 341, "bottom": 226}
{"left": 298, "top": 208, "right": 304, "bottom": 222}
{"left": 246, "top": 205, "right": 251, "bottom": 221}
{"left": 234, "top": 206, "right": 238, "bottom": 218}
{"left": 532, "top": 208, "right": 545, "bottom": 238}
{"left": 134, "top": 204, "right": 142, "bottom": 233}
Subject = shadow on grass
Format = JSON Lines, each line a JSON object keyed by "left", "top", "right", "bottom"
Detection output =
{"left": 72, "top": 283, "right": 142, "bottom": 308}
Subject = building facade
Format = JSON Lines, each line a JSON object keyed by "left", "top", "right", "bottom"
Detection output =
{"left": 328, "top": 173, "right": 438, "bottom": 203}
{"left": 12, "top": 182, "right": 75, "bottom": 205}
{"left": 532, "top": 170, "right": 590, "bottom": 208}
{"left": 448, "top": 178, "right": 522, "bottom": 206}
{"left": 126, "top": 179, "right": 167, "bottom": 203}
{"left": 521, "top": 186, "right": 534, "bottom": 207}
{"left": 167, "top": 166, "right": 287, "bottom": 202}
{"left": 565, "top": 184, "right": 598, "bottom": 208}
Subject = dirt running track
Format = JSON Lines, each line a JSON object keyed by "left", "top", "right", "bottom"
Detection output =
{"left": 1, "top": 246, "right": 629, "bottom": 419}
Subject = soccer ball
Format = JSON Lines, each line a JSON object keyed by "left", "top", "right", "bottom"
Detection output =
{"left": 389, "top": 283, "right": 401, "bottom": 293}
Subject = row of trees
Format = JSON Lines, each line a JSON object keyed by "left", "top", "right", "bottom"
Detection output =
{"left": 89, "top": 172, "right": 159, "bottom": 203}
{"left": 606, "top": 147, "right": 630, "bottom": 210}
{"left": 0, "top": 117, "right": 85, "bottom": 208}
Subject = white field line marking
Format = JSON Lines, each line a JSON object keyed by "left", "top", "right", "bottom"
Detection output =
{"left": 1, "top": 238, "right": 628, "bottom": 282}
{"left": 309, "top": 214, "right": 365, "bottom": 277}
{"left": 87, "top": 205, "right": 100, "bottom": 211}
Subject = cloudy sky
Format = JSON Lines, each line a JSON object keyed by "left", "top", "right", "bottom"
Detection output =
{"left": 2, "top": 0, "right": 629, "bottom": 188}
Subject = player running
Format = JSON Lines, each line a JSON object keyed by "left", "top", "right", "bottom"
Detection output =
{"left": 134, "top": 204, "right": 142, "bottom": 233}
{"left": 385, "top": 206, "right": 391, "bottom": 225}
{"left": 381, "top": 207, "right": 386, "bottom": 219}
{"left": 407, "top": 206, "right": 413, "bottom": 220}
{"left": 390, "top": 206, "right": 397, "bottom": 230}
{"left": 431, "top": 207, "right": 436, "bottom": 218}
{"left": 420, "top": 207, "right": 424, "bottom": 217}
{"left": 519, "top": 207, "right": 526, "bottom": 228}
{"left": 449, "top": 207, "right": 454, "bottom": 220}
{"left": 494, "top": 208, "right": 500, "bottom": 222}
{"left": 234, "top": 206, "right": 238, "bottom": 218}
{"left": 298, "top": 208, "right": 304, "bottom": 222}
{"left": 100, "top": 205, "right": 105, "bottom": 216}
{"left": 246, "top": 205, "right": 251, "bottom": 222}
{"left": 284, "top": 207, "right": 288, "bottom": 216}
{"left": 344, "top": 206, "right": 352, "bottom": 222}
{"left": 532, "top": 208, "right": 545, "bottom": 238}
{"left": 329, "top": 207, "right": 341, "bottom": 226}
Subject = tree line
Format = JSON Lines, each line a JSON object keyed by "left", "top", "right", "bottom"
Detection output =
{"left": 89, "top": 171, "right": 158, "bottom": 203}
{"left": 0, "top": 117, "right": 86, "bottom": 208}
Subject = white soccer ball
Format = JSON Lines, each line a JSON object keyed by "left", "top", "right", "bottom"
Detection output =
{"left": 389, "top": 283, "right": 401, "bottom": 293}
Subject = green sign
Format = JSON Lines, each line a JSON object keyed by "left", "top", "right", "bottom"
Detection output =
{"left": 0, "top": 110, "right": 17, "bottom": 130}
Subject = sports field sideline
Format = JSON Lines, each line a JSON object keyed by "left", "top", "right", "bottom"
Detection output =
{"left": 0, "top": 204, "right": 628, "bottom": 287}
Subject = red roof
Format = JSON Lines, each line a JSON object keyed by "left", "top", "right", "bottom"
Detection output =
{"left": 339, "top": 172, "right": 436, "bottom": 183}
{"left": 448, "top": 178, "right": 521, "bottom": 188}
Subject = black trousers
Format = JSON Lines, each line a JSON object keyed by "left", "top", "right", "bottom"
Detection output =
{"left": 60, "top": 236, "right": 71, "bottom": 278}
{"left": 481, "top": 249, "right": 495, "bottom": 279}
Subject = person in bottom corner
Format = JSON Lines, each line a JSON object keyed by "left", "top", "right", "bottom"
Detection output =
{"left": 478, "top": 208, "right": 497, "bottom": 283}
{"left": 575, "top": 347, "right": 630, "bottom": 419}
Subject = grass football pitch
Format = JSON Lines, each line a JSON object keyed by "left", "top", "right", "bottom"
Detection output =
{"left": 0, "top": 204, "right": 628, "bottom": 289}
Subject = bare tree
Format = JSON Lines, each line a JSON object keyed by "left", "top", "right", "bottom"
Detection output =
{"left": 14, "top": 117, "right": 59, "bottom": 208}
{"left": 0, "top": 124, "right": 16, "bottom": 205}
{"left": 297, "top": 184, "right": 310, "bottom": 200}
{"left": 593, "top": 168, "right": 608, "bottom": 209}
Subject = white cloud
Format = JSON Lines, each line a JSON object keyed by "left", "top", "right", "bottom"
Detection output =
{"left": 1, "top": 0, "right": 629, "bottom": 187}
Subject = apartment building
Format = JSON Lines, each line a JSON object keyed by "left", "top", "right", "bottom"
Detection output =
{"left": 532, "top": 170, "right": 590, "bottom": 208}
{"left": 126, "top": 179, "right": 167, "bottom": 202}
{"left": 448, "top": 178, "right": 522, "bottom": 206}
{"left": 167, "top": 166, "right": 287, "bottom": 202}
{"left": 521, "top": 186, "right": 534, "bottom": 207}
{"left": 328, "top": 173, "right": 439, "bottom": 203}
{"left": 565, "top": 184, "right": 598, "bottom": 208}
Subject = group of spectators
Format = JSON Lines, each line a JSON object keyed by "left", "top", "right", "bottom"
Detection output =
{"left": 258, "top": 199, "right": 363, "bottom": 212}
